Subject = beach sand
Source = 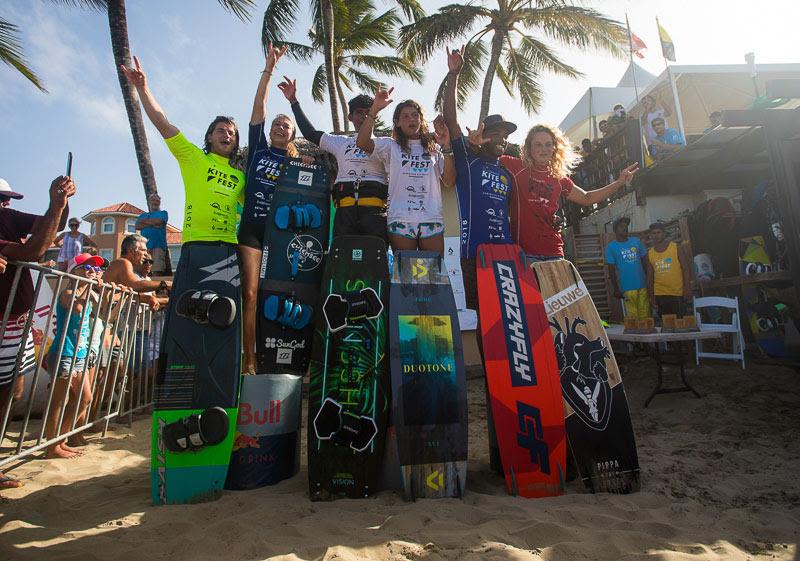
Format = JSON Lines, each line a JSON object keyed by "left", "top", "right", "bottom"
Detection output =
{"left": 1, "top": 359, "right": 798, "bottom": 560}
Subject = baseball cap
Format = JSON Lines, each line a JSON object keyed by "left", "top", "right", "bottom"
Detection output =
{"left": 67, "top": 253, "right": 104, "bottom": 273}
{"left": 481, "top": 114, "right": 517, "bottom": 136}
{"left": 612, "top": 216, "right": 631, "bottom": 230}
{"left": 649, "top": 222, "right": 666, "bottom": 231}
{"left": 0, "top": 178, "right": 23, "bottom": 200}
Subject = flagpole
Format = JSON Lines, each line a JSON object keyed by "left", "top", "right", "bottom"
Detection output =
{"left": 658, "top": 16, "right": 686, "bottom": 141}
{"left": 625, "top": 13, "right": 640, "bottom": 104}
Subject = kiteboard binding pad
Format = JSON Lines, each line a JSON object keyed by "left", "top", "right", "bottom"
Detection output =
{"left": 307, "top": 236, "right": 389, "bottom": 500}
{"left": 476, "top": 244, "right": 566, "bottom": 498}
{"left": 257, "top": 158, "right": 329, "bottom": 373}
{"left": 532, "top": 259, "right": 640, "bottom": 494}
{"left": 225, "top": 374, "right": 303, "bottom": 489}
{"left": 151, "top": 242, "right": 241, "bottom": 505}
{"left": 390, "top": 251, "right": 467, "bottom": 500}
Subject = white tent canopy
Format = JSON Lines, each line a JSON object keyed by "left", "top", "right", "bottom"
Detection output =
{"left": 559, "top": 62, "right": 656, "bottom": 143}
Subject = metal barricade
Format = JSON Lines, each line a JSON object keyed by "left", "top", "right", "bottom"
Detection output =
{"left": 0, "top": 261, "right": 165, "bottom": 469}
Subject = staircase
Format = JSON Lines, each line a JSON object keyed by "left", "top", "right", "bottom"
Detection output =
{"left": 570, "top": 233, "right": 612, "bottom": 320}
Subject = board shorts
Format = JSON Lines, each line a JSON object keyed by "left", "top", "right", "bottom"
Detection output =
{"left": 0, "top": 314, "right": 35, "bottom": 387}
{"left": 237, "top": 215, "right": 266, "bottom": 251}
{"left": 333, "top": 205, "right": 387, "bottom": 241}
{"left": 46, "top": 352, "right": 87, "bottom": 379}
{"left": 623, "top": 288, "right": 650, "bottom": 320}
{"left": 388, "top": 220, "right": 444, "bottom": 240}
{"left": 150, "top": 247, "right": 170, "bottom": 276}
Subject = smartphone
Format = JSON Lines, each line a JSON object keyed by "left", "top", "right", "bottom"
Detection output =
{"left": 66, "top": 152, "right": 73, "bottom": 177}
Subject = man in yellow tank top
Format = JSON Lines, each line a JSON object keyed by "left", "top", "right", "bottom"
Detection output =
{"left": 646, "top": 222, "right": 693, "bottom": 317}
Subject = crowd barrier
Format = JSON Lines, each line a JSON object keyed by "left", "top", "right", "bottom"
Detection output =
{"left": 0, "top": 261, "right": 164, "bottom": 469}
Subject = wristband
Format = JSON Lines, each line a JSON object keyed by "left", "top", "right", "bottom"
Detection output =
{"left": 441, "top": 147, "right": 453, "bottom": 155}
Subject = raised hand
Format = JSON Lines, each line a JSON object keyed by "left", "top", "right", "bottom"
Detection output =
{"left": 372, "top": 85, "right": 394, "bottom": 113}
{"left": 50, "top": 176, "right": 75, "bottom": 209}
{"left": 465, "top": 123, "right": 488, "bottom": 147}
{"left": 120, "top": 55, "right": 147, "bottom": 89}
{"left": 617, "top": 163, "right": 639, "bottom": 185}
{"left": 446, "top": 45, "right": 465, "bottom": 74}
{"left": 433, "top": 115, "right": 450, "bottom": 147}
{"left": 277, "top": 76, "right": 297, "bottom": 102}
{"left": 266, "top": 43, "right": 288, "bottom": 71}
{"left": 0, "top": 254, "right": 7, "bottom": 274}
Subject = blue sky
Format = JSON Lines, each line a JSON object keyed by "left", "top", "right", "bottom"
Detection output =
{"left": 2, "top": 0, "right": 799, "bottom": 229}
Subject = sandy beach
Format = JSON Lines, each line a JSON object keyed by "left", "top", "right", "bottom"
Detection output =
{"left": 1, "top": 358, "right": 798, "bottom": 561}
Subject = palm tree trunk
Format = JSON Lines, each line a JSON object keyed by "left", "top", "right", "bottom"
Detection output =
{"left": 334, "top": 68, "right": 350, "bottom": 132}
{"left": 479, "top": 31, "right": 505, "bottom": 122}
{"left": 321, "top": 0, "right": 341, "bottom": 133}
{"left": 107, "top": 0, "right": 159, "bottom": 209}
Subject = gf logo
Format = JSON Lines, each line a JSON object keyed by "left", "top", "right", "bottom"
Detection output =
{"left": 426, "top": 470, "right": 444, "bottom": 491}
{"left": 412, "top": 259, "right": 428, "bottom": 279}
{"left": 516, "top": 401, "right": 550, "bottom": 474}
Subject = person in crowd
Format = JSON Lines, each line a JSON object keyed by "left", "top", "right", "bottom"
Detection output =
{"left": 237, "top": 44, "right": 300, "bottom": 374}
{"left": 649, "top": 117, "right": 685, "bottom": 161}
{"left": 279, "top": 77, "right": 389, "bottom": 240}
{"left": 0, "top": 177, "right": 23, "bottom": 209}
{"left": 605, "top": 216, "right": 651, "bottom": 320}
{"left": 499, "top": 124, "right": 638, "bottom": 261}
{"left": 598, "top": 119, "right": 610, "bottom": 137}
{"left": 119, "top": 55, "right": 245, "bottom": 276}
{"left": 646, "top": 222, "right": 693, "bottom": 317}
{"left": 640, "top": 94, "right": 672, "bottom": 144}
{"left": 54, "top": 218, "right": 97, "bottom": 272}
{"left": 103, "top": 235, "right": 170, "bottom": 306}
{"left": 0, "top": 175, "right": 74, "bottom": 486}
{"left": 607, "top": 103, "right": 628, "bottom": 131}
{"left": 580, "top": 138, "right": 593, "bottom": 158}
{"left": 44, "top": 253, "right": 106, "bottom": 459}
{"left": 356, "top": 87, "right": 455, "bottom": 255}
{"left": 135, "top": 193, "right": 171, "bottom": 276}
{"left": 704, "top": 111, "right": 722, "bottom": 134}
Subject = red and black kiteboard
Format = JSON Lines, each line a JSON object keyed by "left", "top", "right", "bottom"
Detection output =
{"left": 476, "top": 243, "right": 566, "bottom": 497}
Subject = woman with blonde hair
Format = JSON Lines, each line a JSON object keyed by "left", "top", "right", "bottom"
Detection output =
{"left": 356, "top": 87, "right": 455, "bottom": 255}
{"left": 493, "top": 123, "right": 638, "bottom": 260}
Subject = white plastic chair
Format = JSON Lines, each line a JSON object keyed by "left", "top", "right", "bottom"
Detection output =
{"left": 693, "top": 296, "right": 746, "bottom": 368}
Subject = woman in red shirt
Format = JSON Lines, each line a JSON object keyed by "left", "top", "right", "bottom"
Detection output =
{"left": 492, "top": 124, "right": 638, "bottom": 260}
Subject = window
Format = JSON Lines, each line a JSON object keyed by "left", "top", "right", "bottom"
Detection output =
{"left": 101, "top": 217, "right": 114, "bottom": 234}
{"left": 168, "top": 245, "right": 181, "bottom": 267}
{"left": 125, "top": 218, "right": 137, "bottom": 234}
{"left": 90, "top": 221, "right": 95, "bottom": 235}
{"left": 99, "top": 248, "right": 114, "bottom": 261}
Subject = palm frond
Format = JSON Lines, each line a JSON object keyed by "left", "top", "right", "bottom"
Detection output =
{"left": 345, "top": 9, "right": 402, "bottom": 51}
{"left": 262, "top": 0, "right": 301, "bottom": 45}
{"left": 343, "top": 66, "right": 383, "bottom": 96}
{"left": 504, "top": 39, "right": 544, "bottom": 115}
{"left": 216, "top": 0, "right": 257, "bottom": 22}
{"left": 311, "top": 63, "right": 327, "bottom": 102}
{"left": 0, "top": 17, "right": 47, "bottom": 92}
{"left": 393, "top": 0, "right": 425, "bottom": 22}
{"left": 349, "top": 54, "right": 423, "bottom": 83}
{"left": 399, "top": 3, "right": 488, "bottom": 63}
{"left": 275, "top": 40, "right": 319, "bottom": 62}
{"left": 516, "top": 5, "right": 626, "bottom": 57}
{"left": 493, "top": 62, "right": 514, "bottom": 97}
{"left": 513, "top": 32, "right": 582, "bottom": 79}
{"left": 42, "top": 0, "right": 107, "bottom": 10}
{"left": 432, "top": 38, "right": 487, "bottom": 112}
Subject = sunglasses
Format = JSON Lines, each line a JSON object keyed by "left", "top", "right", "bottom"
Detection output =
{"left": 83, "top": 265, "right": 102, "bottom": 272}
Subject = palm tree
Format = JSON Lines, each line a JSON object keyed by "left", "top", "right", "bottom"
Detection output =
{"left": 400, "top": 0, "right": 627, "bottom": 121}
{"left": 263, "top": 0, "right": 424, "bottom": 133}
{"left": 4, "top": 0, "right": 255, "bottom": 208}
{"left": 265, "top": 0, "right": 423, "bottom": 132}
{"left": 0, "top": 17, "right": 47, "bottom": 91}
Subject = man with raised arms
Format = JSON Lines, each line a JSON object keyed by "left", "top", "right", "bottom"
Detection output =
{"left": 278, "top": 78, "right": 389, "bottom": 240}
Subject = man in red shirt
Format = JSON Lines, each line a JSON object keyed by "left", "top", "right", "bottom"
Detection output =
{"left": 499, "top": 124, "right": 638, "bottom": 260}
{"left": 0, "top": 175, "right": 74, "bottom": 488}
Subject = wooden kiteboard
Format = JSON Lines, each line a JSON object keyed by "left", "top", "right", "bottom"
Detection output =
{"left": 532, "top": 259, "right": 640, "bottom": 494}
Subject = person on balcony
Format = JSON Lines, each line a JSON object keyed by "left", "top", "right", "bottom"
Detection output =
{"left": 649, "top": 117, "right": 685, "bottom": 161}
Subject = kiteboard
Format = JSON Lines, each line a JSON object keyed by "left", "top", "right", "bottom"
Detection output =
{"left": 532, "top": 258, "right": 640, "bottom": 494}
{"left": 476, "top": 244, "right": 566, "bottom": 497}
{"left": 151, "top": 242, "right": 241, "bottom": 505}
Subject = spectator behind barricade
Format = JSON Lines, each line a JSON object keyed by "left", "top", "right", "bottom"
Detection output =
{"left": 135, "top": 193, "right": 171, "bottom": 276}
{"left": 0, "top": 178, "right": 21, "bottom": 208}
{"left": 44, "top": 254, "right": 106, "bottom": 458}
{"left": 580, "top": 138, "right": 592, "bottom": 158}
{"left": 103, "top": 234, "right": 171, "bottom": 309}
{"left": 605, "top": 216, "right": 651, "bottom": 321}
{"left": 0, "top": 176, "right": 74, "bottom": 483}
{"left": 646, "top": 222, "right": 693, "bottom": 317}
{"left": 640, "top": 94, "right": 672, "bottom": 144}
{"left": 607, "top": 103, "right": 628, "bottom": 132}
{"left": 648, "top": 117, "right": 685, "bottom": 161}
{"left": 54, "top": 218, "right": 97, "bottom": 272}
{"left": 704, "top": 111, "right": 722, "bottom": 134}
{"left": 598, "top": 119, "right": 610, "bottom": 137}
{"left": 135, "top": 252, "right": 169, "bottom": 308}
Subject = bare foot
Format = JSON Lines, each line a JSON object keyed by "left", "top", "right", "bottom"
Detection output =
{"left": 67, "top": 434, "right": 89, "bottom": 447}
{"left": 0, "top": 473, "right": 24, "bottom": 490}
{"left": 46, "top": 445, "right": 78, "bottom": 459}
{"left": 60, "top": 443, "right": 85, "bottom": 455}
